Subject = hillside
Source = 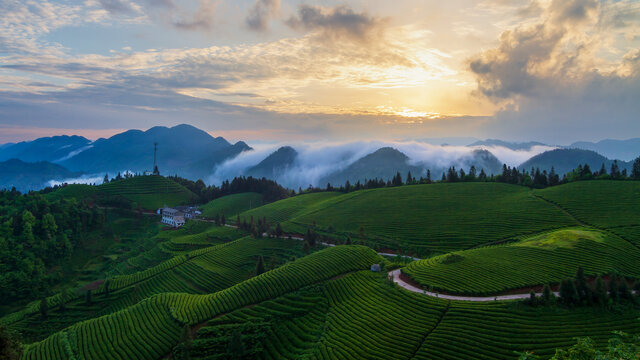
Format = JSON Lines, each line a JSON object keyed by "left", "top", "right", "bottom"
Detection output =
{"left": 200, "top": 192, "right": 265, "bottom": 218}
{"left": 404, "top": 228, "right": 640, "bottom": 295}
{"left": 17, "top": 251, "right": 640, "bottom": 360}
{"left": 241, "top": 182, "right": 577, "bottom": 255}
{"left": 519, "top": 148, "right": 631, "bottom": 175}
{"left": 0, "top": 159, "right": 78, "bottom": 192}
{"left": 46, "top": 175, "right": 199, "bottom": 209}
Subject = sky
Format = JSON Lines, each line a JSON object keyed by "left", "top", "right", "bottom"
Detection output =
{"left": 0, "top": 0, "right": 638, "bottom": 144}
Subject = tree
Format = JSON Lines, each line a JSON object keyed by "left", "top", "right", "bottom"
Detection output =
{"left": 632, "top": 156, "right": 640, "bottom": 179}
{"left": 609, "top": 271, "right": 620, "bottom": 303}
{"left": 559, "top": 279, "right": 578, "bottom": 306}
{"left": 610, "top": 160, "right": 621, "bottom": 179}
{"left": 528, "top": 290, "right": 538, "bottom": 307}
{"left": 221, "top": 214, "right": 226, "bottom": 226}
{"left": 575, "top": 267, "right": 591, "bottom": 305}
{"left": 256, "top": 255, "right": 265, "bottom": 275}
{"left": 592, "top": 276, "right": 608, "bottom": 306}
{"left": 0, "top": 326, "right": 23, "bottom": 360}
{"left": 275, "top": 223, "right": 283, "bottom": 237}
{"left": 542, "top": 284, "right": 554, "bottom": 306}
{"left": 103, "top": 174, "right": 110, "bottom": 184}
{"left": 40, "top": 297, "right": 48, "bottom": 319}
{"left": 618, "top": 280, "right": 633, "bottom": 301}
{"left": 406, "top": 171, "right": 414, "bottom": 184}
{"left": 426, "top": 169, "right": 432, "bottom": 184}
{"left": 227, "top": 329, "right": 245, "bottom": 359}
{"left": 104, "top": 279, "right": 110, "bottom": 298}
{"left": 345, "top": 236, "right": 352, "bottom": 245}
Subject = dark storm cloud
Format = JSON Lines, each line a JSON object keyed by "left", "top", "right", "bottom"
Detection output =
{"left": 285, "top": 5, "right": 385, "bottom": 41}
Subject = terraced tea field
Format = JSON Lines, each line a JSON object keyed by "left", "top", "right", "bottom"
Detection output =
{"left": 403, "top": 228, "right": 640, "bottom": 295}
{"left": 20, "top": 246, "right": 381, "bottom": 360}
{"left": 97, "top": 175, "right": 199, "bottom": 209}
{"left": 200, "top": 192, "right": 265, "bottom": 218}
{"left": 3, "top": 235, "right": 309, "bottom": 342}
{"left": 535, "top": 181, "right": 640, "bottom": 229}
{"left": 241, "top": 183, "right": 578, "bottom": 255}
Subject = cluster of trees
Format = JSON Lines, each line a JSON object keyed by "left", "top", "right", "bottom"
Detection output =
{"left": 170, "top": 175, "right": 291, "bottom": 203}
{"left": 526, "top": 267, "right": 640, "bottom": 308}
{"left": 0, "top": 190, "right": 104, "bottom": 304}
{"left": 519, "top": 331, "right": 640, "bottom": 360}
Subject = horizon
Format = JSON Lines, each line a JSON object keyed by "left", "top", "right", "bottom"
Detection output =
{"left": 1, "top": 0, "right": 639, "bottom": 144}
{"left": 2, "top": 122, "right": 640, "bottom": 147}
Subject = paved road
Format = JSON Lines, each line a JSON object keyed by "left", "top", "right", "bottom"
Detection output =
{"left": 389, "top": 269, "right": 559, "bottom": 302}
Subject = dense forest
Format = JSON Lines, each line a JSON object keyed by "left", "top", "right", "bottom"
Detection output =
{"left": 0, "top": 190, "right": 104, "bottom": 304}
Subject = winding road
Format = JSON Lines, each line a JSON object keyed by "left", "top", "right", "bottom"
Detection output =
{"left": 389, "top": 269, "right": 560, "bottom": 301}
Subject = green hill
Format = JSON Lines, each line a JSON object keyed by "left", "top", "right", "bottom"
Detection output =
{"left": 403, "top": 228, "right": 640, "bottom": 295}
{"left": 241, "top": 183, "right": 577, "bottom": 255}
{"left": 20, "top": 261, "right": 640, "bottom": 360}
{"left": 200, "top": 192, "right": 265, "bottom": 218}
{"left": 20, "top": 246, "right": 381, "bottom": 359}
{"left": 46, "top": 175, "right": 199, "bottom": 209}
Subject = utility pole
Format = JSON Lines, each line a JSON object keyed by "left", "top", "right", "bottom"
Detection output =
{"left": 153, "top": 142, "right": 160, "bottom": 175}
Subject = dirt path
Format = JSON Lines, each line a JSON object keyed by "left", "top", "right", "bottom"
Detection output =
{"left": 389, "top": 269, "right": 559, "bottom": 301}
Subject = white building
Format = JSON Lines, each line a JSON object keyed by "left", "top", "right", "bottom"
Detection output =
{"left": 160, "top": 207, "right": 185, "bottom": 227}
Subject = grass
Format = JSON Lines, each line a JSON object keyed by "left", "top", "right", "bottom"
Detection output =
{"left": 241, "top": 183, "right": 578, "bottom": 255}
{"left": 403, "top": 227, "right": 640, "bottom": 295}
{"left": 200, "top": 192, "right": 265, "bottom": 218}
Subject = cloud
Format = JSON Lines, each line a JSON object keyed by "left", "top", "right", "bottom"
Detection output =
{"left": 469, "top": 0, "right": 640, "bottom": 142}
{"left": 98, "top": 0, "right": 135, "bottom": 14}
{"left": 209, "top": 141, "right": 553, "bottom": 188}
{"left": 246, "top": 0, "right": 280, "bottom": 31}
{"left": 285, "top": 5, "right": 386, "bottom": 41}
{"left": 171, "top": 0, "right": 216, "bottom": 31}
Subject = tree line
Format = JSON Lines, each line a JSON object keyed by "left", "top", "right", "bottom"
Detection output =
{"left": 0, "top": 189, "right": 104, "bottom": 304}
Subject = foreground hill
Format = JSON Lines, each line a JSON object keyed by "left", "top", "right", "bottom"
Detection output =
{"left": 0, "top": 159, "right": 78, "bottom": 192}
{"left": 404, "top": 227, "right": 640, "bottom": 295}
{"left": 18, "top": 248, "right": 640, "bottom": 360}
{"left": 47, "top": 175, "right": 199, "bottom": 209}
{"left": 240, "top": 182, "right": 577, "bottom": 255}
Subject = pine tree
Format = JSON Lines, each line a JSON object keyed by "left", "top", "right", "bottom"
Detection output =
{"left": 426, "top": 169, "right": 432, "bottom": 184}
{"left": 103, "top": 174, "right": 109, "bottom": 184}
{"left": 559, "top": 279, "right": 578, "bottom": 306}
{"left": 275, "top": 223, "right": 283, "bottom": 237}
{"left": 609, "top": 271, "right": 619, "bottom": 303}
{"left": 528, "top": 290, "right": 537, "bottom": 307}
{"left": 256, "top": 255, "right": 265, "bottom": 275}
{"left": 221, "top": 214, "right": 226, "bottom": 225}
{"left": 575, "top": 267, "right": 591, "bottom": 304}
{"left": 592, "top": 276, "right": 607, "bottom": 305}
{"left": 542, "top": 284, "right": 553, "bottom": 306}
{"left": 633, "top": 156, "right": 640, "bottom": 179}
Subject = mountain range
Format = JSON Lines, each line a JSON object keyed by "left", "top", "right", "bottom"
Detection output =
{"left": 1, "top": 124, "right": 639, "bottom": 192}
